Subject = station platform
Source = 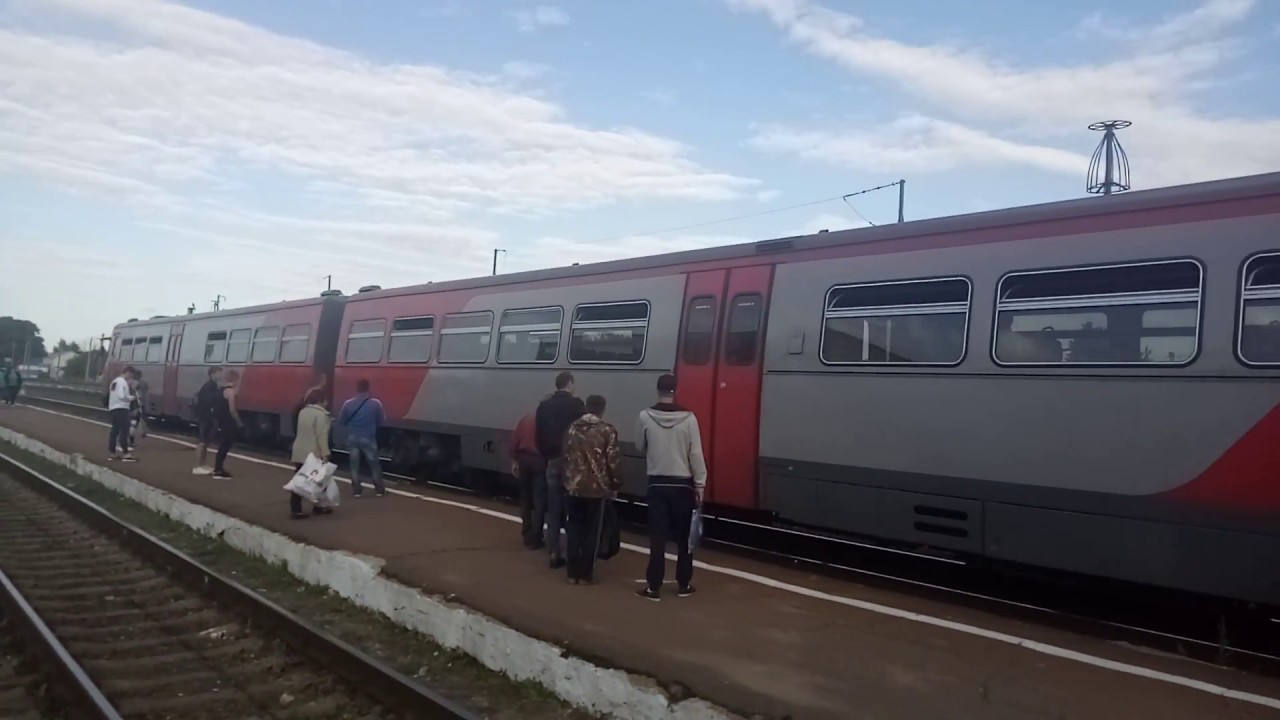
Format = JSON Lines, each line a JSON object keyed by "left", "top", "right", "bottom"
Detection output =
{"left": 1, "top": 403, "right": 1278, "bottom": 720}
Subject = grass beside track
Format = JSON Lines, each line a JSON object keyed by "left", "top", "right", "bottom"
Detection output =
{"left": 0, "top": 438, "right": 597, "bottom": 720}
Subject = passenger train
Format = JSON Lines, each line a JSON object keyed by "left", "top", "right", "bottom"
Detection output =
{"left": 104, "top": 172, "right": 1280, "bottom": 607}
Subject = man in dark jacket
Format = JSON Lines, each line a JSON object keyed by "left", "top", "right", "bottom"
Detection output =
{"left": 192, "top": 366, "right": 223, "bottom": 475}
{"left": 534, "top": 371, "right": 585, "bottom": 568}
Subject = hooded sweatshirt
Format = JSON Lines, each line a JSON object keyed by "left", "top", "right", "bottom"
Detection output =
{"left": 635, "top": 402, "right": 707, "bottom": 490}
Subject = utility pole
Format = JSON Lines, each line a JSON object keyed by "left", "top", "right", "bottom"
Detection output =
{"left": 323, "top": 275, "right": 332, "bottom": 291}
{"left": 897, "top": 179, "right": 906, "bottom": 223}
{"left": 492, "top": 249, "right": 506, "bottom": 276}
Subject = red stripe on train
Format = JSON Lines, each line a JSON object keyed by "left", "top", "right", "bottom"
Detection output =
{"left": 1167, "top": 402, "right": 1280, "bottom": 511}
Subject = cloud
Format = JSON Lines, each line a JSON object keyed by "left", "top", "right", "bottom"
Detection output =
{"left": 511, "top": 5, "right": 570, "bottom": 33}
{"left": 0, "top": 0, "right": 755, "bottom": 340}
{"left": 750, "top": 116, "right": 1087, "bottom": 175}
{"left": 755, "top": 189, "right": 781, "bottom": 203}
{"left": 0, "top": 0, "right": 752, "bottom": 217}
{"left": 726, "top": 0, "right": 1280, "bottom": 186}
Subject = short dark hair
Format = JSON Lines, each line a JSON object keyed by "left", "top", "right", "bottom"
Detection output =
{"left": 585, "top": 394, "right": 606, "bottom": 416}
{"left": 356, "top": 378, "right": 370, "bottom": 393}
{"left": 657, "top": 373, "right": 677, "bottom": 395}
{"left": 123, "top": 365, "right": 137, "bottom": 376}
{"left": 555, "top": 371, "right": 574, "bottom": 390}
{"left": 207, "top": 366, "right": 222, "bottom": 377}
{"left": 303, "top": 388, "right": 326, "bottom": 406}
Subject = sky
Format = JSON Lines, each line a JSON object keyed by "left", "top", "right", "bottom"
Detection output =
{"left": 1, "top": 0, "right": 1278, "bottom": 346}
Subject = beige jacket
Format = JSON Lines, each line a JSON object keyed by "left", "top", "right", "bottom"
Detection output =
{"left": 291, "top": 404, "right": 332, "bottom": 464}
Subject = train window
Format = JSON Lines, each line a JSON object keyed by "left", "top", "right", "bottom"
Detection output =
{"left": 724, "top": 294, "right": 764, "bottom": 366}
{"left": 345, "top": 319, "right": 386, "bottom": 364}
{"left": 994, "top": 259, "right": 1202, "bottom": 366}
{"left": 822, "top": 278, "right": 971, "bottom": 365}
{"left": 439, "top": 312, "right": 493, "bottom": 364}
{"left": 568, "top": 301, "right": 650, "bottom": 364}
{"left": 146, "top": 336, "right": 164, "bottom": 364}
{"left": 204, "top": 332, "right": 227, "bottom": 363}
{"left": 388, "top": 316, "right": 435, "bottom": 363}
{"left": 225, "top": 329, "right": 252, "bottom": 363}
{"left": 1238, "top": 253, "right": 1280, "bottom": 365}
{"left": 118, "top": 338, "right": 133, "bottom": 359}
{"left": 497, "top": 307, "right": 562, "bottom": 364}
{"left": 279, "top": 324, "right": 311, "bottom": 363}
{"left": 251, "top": 327, "right": 279, "bottom": 363}
{"left": 681, "top": 297, "right": 717, "bottom": 366}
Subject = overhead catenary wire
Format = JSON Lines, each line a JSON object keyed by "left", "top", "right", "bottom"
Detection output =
{"left": 582, "top": 181, "right": 906, "bottom": 246}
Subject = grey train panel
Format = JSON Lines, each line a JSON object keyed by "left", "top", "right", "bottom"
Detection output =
{"left": 759, "top": 372, "right": 1274, "bottom": 496}
{"left": 411, "top": 275, "right": 686, "bottom": 444}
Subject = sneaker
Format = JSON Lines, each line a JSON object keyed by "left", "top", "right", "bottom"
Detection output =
{"left": 192, "top": 467, "right": 213, "bottom": 476}
{"left": 313, "top": 507, "right": 334, "bottom": 515}
{"left": 375, "top": 490, "right": 387, "bottom": 497}
{"left": 290, "top": 512, "right": 309, "bottom": 520}
{"left": 677, "top": 585, "right": 697, "bottom": 598}
{"left": 635, "top": 587, "right": 661, "bottom": 602}
{"left": 212, "top": 470, "right": 232, "bottom": 479}
{"left": 121, "top": 455, "right": 138, "bottom": 463}
{"left": 548, "top": 557, "right": 566, "bottom": 570}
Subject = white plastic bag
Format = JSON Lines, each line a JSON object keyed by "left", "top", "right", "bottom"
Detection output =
{"left": 318, "top": 470, "right": 341, "bottom": 508}
{"left": 688, "top": 507, "right": 704, "bottom": 552}
{"left": 284, "top": 453, "right": 337, "bottom": 504}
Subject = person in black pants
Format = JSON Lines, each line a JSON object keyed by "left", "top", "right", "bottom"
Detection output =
{"left": 106, "top": 366, "right": 138, "bottom": 462}
{"left": 561, "top": 394, "right": 622, "bottom": 585}
{"left": 212, "top": 369, "right": 242, "bottom": 479}
{"left": 635, "top": 374, "right": 707, "bottom": 601}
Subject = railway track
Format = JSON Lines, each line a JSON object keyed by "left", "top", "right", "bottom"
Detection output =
{"left": 0, "top": 451, "right": 476, "bottom": 720}
{"left": 12, "top": 387, "right": 1280, "bottom": 677}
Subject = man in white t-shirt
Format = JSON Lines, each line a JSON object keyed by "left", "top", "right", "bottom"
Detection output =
{"left": 107, "top": 366, "right": 138, "bottom": 462}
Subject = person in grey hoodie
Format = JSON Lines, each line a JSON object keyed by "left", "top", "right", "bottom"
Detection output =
{"left": 635, "top": 373, "right": 707, "bottom": 601}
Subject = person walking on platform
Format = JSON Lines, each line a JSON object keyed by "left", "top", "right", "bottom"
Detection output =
{"left": 562, "top": 394, "right": 622, "bottom": 585}
{"left": 192, "top": 366, "right": 223, "bottom": 475}
{"left": 212, "top": 369, "right": 243, "bottom": 479}
{"left": 510, "top": 397, "right": 550, "bottom": 549}
{"left": 635, "top": 373, "right": 707, "bottom": 601}
{"left": 535, "top": 371, "right": 585, "bottom": 569}
{"left": 290, "top": 388, "right": 335, "bottom": 519}
{"left": 1, "top": 359, "right": 21, "bottom": 406}
{"left": 107, "top": 366, "right": 138, "bottom": 462}
{"left": 337, "top": 378, "right": 386, "bottom": 497}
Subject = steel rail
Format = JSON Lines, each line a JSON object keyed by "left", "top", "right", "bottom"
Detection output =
{"left": 0, "top": 568, "right": 123, "bottom": 720}
{"left": 0, "top": 450, "right": 479, "bottom": 720}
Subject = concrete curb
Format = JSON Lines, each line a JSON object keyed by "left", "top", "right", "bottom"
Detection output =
{"left": 0, "top": 426, "right": 744, "bottom": 720}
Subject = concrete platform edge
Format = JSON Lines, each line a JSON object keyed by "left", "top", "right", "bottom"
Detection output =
{"left": 0, "top": 426, "right": 745, "bottom": 720}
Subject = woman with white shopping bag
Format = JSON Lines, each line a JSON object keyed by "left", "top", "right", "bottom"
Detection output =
{"left": 288, "top": 388, "right": 337, "bottom": 519}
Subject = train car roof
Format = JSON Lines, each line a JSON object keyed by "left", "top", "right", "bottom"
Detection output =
{"left": 109, "top": 170, "right": 1280, "bottom": 327}
{"left": 351, "top": 170, "right": 1280, "bottom": 303}
{"left": 111, "top": 295, "right": 332, "bottom": 332}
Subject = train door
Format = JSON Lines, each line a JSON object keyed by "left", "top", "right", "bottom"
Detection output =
{"left": 673, "top": 270, "right": 727, "bottom": 488}
{"left": 163, "top": 324, "right": 184, "bottom": 416}
{"left": 709, "top": 265, "right": 774, "bottom": 509}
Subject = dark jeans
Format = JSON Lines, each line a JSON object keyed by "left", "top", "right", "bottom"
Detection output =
{"left": 544, "top": 459, "right": 567, "bottom": 559}
{"left": 566, "top": 496, "right": 605, "bottom": 582}
{"left": 645, "top": 483, "right": 696, "bottom": 592}
{"left": 3, "top": 386, "right": 17, "bottom": 404}
{"left": 519, "top": 465, "right": 547, "bottom": 548}
{"left": 108, "top": 409, "right": 131, "bottom": 455}
{"left": 214, "top": 424, "right": 238, "bottom": 473}
{"left": 347, "top": 436, "right": 384, "bottom": 495}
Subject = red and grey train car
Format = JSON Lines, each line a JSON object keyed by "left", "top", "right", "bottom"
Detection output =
{"left": 105, "top": 172, "right": 1280, "bottom": 606}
